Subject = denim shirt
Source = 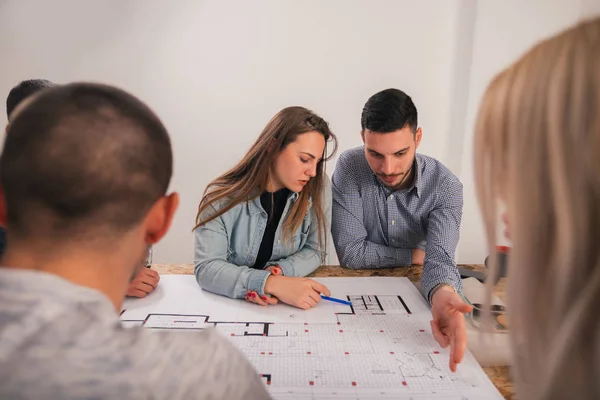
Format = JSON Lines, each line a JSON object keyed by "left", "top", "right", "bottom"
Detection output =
{"left": 194, "top": 178, "right": 332, "bottom": 299}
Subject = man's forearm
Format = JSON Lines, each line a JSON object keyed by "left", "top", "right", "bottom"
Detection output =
{"left": 337, "top": 239, "right": 413, "bottom": 269}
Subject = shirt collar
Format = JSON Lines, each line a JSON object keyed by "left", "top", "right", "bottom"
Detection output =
{"left": 249, "top": 190, "right": 300, "bottom": 215}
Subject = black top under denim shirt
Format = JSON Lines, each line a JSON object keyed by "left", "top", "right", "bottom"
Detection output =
{"left": 252, "top": 188, "right": 290, "bottom": 270}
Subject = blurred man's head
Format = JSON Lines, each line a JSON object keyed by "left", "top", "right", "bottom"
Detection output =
{"left": 6, "top": 79, "right": 55, "bottom": 123}
{"left": 0, "top": 83, "right": 178, "bottom": 291}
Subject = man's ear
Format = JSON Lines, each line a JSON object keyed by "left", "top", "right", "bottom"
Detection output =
{"left": 415, "top": 127, "right": 423, "bottom": 149}
{"left": 144, "top": 192, "right": 179, "bottom": 244}
{"left": 360, "top": 129, "right": 365, "bottom": 143}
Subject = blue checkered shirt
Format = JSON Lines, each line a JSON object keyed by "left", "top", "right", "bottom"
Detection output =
{"left": 331, "top": 146, "right": 463, "bottom": 300}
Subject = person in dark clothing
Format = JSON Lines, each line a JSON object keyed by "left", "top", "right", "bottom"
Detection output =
{"left": 1, "top": 79, "right": 56, "bottom": 258}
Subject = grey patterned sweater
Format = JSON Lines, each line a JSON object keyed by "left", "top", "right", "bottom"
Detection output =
{"left": 0, "top": 269, "right": 271, "bottom": 399}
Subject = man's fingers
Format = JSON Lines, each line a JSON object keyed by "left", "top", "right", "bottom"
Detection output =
{"left": 135, "top": 270, "right": 159, "bottom": 289}
{"left": 145, "top": 268, "right": 160, "bottom": 280}
{"left": 430, "top": 320, "right": 450, "bottom": 348}
{"left": 311, "top": 281, "right": 330, "bottom": 297}
{"left": 127, "top": 288, "right": 148, "bottom": 298}
{"left": 447, "top": 315, "right": 468, "bottom": 373}
{"left": 140, "top": 275, "right": 159, "bottom": 289}
{"left": 135, "top": 281, "right": 155, "bottom": 293}
{"left": 129, "top": 280, "right": 154, "bottom": 293}
{"left": 449, "top": 358, "right": 457, "bottom": 373}
{"left": 455, "top": 303, "right": 473, "bottom": 314}
{"left": 449, "top": 335, "right": 457, "bottom": 373}
{"left": 452, "top": 316, "right": 468, "bottom": 365}
{"left": 452, "top": 301, "right": 473, "bottom": 314}
{"left": 151, "top": 269, "right": 160, "bottom": 282}
{"left": 139, "top": 268, "right": 159, "bottom": 280}
{"left": 140, "top": 279, "right": 158, "bottom": 289}
{"left": 448, "top": 295, "right": 473, "bottom": 314}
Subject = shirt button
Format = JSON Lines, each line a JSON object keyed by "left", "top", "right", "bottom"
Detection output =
{"left": 277, "top": 240, "right": 281, "bottom": 244}
{"left": 388, "top": 195, "right": 393, "bottom": 200}
{"left": 391, "top": 220, "right": 395, "bottom": 225}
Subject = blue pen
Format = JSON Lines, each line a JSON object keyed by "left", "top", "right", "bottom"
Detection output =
{"left": 320, "top": 295, "right": 352, "bottom": 306}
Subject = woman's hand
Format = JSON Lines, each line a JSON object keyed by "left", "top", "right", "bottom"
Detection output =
{"left": 244, "top": 290, "right": 278, "bottom": 306}
{"left": 264, "top": 276, "right": 330, "bottom": 310}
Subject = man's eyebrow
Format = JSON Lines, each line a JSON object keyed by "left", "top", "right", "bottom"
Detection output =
{"left": 366, "top": 146, "right": 410, "bottom": 155}
{"left": 393, "top": 146, "right": 410, "bottom": 154}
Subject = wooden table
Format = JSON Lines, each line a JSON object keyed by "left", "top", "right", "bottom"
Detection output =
{"left": 152, "top": 263, "right": 514, "bottom": 399}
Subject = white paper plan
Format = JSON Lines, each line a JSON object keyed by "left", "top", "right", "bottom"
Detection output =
{"left": 120, "top": 276, "right": 503, "bottom": 400}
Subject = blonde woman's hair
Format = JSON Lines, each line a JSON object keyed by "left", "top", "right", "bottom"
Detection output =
{"left": 474, "top": 16, "right": 600, "bottom": 399}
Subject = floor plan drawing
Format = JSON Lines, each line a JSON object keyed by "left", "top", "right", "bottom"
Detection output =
{"left": 120, "top": 276, "right": 503, "bottom": 399}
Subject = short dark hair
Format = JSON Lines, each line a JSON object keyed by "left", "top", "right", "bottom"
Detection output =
{"left": 6, "top": 79, "right": 55, "bottom": 119}
{"left": 361, "top": 88, "right": 418, "bottom": 133}
{"left": 0, "top": 83, "right": 173, "bottom": 240}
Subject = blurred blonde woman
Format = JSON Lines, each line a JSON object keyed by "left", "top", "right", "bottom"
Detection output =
{"left": 474, "top": 16, "right": 600, "bottom": 399}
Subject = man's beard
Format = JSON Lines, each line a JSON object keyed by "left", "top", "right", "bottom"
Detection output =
{"left": 378, "top": 156, "right": 416, "bottom": 190}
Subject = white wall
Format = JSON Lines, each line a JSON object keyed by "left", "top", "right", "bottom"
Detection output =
{"left": 456, "top": 0, "right": 600, "bottom": 263}
{"left": 0, "top": 0, "right": 466, "bottom": 263}
{"left": 0, "top": 0, "right": 597, "bottom": 264}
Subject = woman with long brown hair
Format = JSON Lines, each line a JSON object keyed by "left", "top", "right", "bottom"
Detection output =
{"left": 474, "top": 16, "right": 600, "bottom": 399}
{"left": 194, "top": 106, "right": 337, "bottom": 310}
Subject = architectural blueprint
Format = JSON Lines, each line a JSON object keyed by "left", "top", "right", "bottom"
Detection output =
{"left": 120, "top": 276, "right": 503, "bottom": 399}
